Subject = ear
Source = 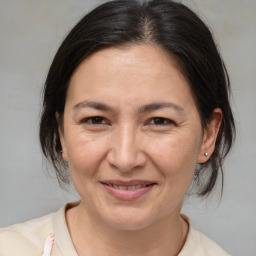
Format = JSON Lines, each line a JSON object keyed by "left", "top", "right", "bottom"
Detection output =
{"left": 198, "top": 108, "right": 222, "bottom": 163}
{"left": 56, "top": 112, "right": 68, "bottom": 161}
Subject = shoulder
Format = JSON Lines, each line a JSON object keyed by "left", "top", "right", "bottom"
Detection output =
{"left": 179, "top": 215, "right": 231, "bottom": 256}
{"left": 0, "top": 212, "right": 54, "bottom": 256}
{"left": 190, "top": 227, "right": 231, "bottom": 256}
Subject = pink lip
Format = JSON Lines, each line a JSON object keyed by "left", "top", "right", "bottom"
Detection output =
{"left": 100, "top": 180, "right": 157, "bottom": 201}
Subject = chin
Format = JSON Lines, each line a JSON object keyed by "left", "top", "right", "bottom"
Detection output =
{"left": 102, "top": 208, "right": 155, "bottom": 231}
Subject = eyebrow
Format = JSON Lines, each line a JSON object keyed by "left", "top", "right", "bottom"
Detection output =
{"left": 138, "top": 102, "right": 184, "bottom": 113}
{"left": 73, "top": 100, "right": 114, "bottom": 112}
{"left": 72, "top": 100, "right": 184, "bottom": 113}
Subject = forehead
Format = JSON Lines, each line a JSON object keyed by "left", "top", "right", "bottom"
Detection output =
{"left": 70, "top": 44, "right": 175, "bottom": 83}
{"left": 66, "top": 44, "right": 195, "bottom": 110}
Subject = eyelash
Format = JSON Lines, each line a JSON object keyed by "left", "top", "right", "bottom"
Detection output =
{"left": 148, "top": 117, "right": 174, "bottom": 126}
{"left": 81, "top": 116, "right": 174, "bottom": 126}
{"left": 81, "top": 116, "right": 109, "bottom": 125}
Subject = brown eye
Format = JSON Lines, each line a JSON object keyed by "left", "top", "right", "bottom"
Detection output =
{"left": 83, "top": 116, "right": 108, "bottom": 125}
{"left": 150, "top": 117, "right": 173, "bottom": 126}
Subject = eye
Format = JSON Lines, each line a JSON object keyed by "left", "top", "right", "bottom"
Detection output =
{"left": 82, "top": 116, "right": 108, "bottom": 125}
{"left": 149, "top": 117, "right": 174, "bottom": 126}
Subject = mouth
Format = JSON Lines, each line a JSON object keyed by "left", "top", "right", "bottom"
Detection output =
{"left": 100, "top": 180, "right": 157, "bottom": 201}
{"left": 101, "top": 183, "right": 155, "bottom": 190}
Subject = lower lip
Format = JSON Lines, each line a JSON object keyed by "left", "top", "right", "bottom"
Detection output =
{"left": 102, "top": 184, "right": 155, "bottom": 201}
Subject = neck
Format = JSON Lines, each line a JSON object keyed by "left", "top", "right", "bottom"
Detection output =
{"left": 66, "top": 202, "right": 188, "bottom": 256}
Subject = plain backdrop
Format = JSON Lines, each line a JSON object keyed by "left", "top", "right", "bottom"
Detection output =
{"left": 0, "top": 1, "right": 255, "bottom": 255}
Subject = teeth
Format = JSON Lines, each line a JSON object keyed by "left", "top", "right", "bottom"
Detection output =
{"left": 110, "top": 184, "right": 149, "bottom": 190}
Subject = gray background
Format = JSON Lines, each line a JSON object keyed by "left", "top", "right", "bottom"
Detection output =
{"left": 0, "top": 1, "right": 255, "bottom": 255}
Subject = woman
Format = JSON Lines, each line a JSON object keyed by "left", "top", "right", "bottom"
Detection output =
{"left": 0, "top": 0, "right": 235, "bottom": 255}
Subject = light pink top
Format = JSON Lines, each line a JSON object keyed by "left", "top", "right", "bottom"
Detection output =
{"left": 0, "top": 202, "right": 231, "bottom": 256}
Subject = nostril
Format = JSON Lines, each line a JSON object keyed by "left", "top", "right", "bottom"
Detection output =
{"left": 106, "top": 149, "right": 147, "bottom": 173}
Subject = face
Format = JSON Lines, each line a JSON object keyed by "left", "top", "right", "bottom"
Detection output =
{"left": 59, "top": 44, "right": 220, "bottom": 230}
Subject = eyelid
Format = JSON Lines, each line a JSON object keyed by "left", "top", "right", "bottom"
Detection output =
{"left": 81, "top": 116, "right": 109, "bottom": 125}
{"left": 80, "top": 116, "right": 174, "bottom": 126}
{"left": 148, "top": 117, "right": 175, "bottom": 126}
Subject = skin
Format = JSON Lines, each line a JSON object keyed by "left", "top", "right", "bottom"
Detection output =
{"left": 59, "top": 44, "right": 222, "bottom": 255}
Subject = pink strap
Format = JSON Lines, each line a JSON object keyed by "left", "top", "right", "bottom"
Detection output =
{"left": 42, "top": 234, "right": 54, "bottom": 256}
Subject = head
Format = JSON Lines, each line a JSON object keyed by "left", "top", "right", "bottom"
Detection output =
{"left": 40, "top": 0, "right": 235, "bottom": 208}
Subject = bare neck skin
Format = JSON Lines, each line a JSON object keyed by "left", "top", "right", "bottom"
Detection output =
{"left": 66, "top": 202, "right": 188, "bottom": 256}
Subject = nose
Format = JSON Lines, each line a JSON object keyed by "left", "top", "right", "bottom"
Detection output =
{"left": 106, "top": 124, "right": 147, "bottom": 172}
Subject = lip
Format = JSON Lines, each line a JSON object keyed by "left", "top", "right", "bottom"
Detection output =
{"left": 100, "top": 180, "right": 157, "bottom": 201}
{"left": 100, "top": 179, "right": 156, "bottom": 186}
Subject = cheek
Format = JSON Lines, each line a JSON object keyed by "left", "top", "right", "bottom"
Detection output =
{"left": 65, "top": 134, "right": 109, "bottom": 201}
{"left": 65, "top": 132, "right": 108, "bottom": 179}
{"left": 144, "top": 136, "right": 199, "bottom": 218}
{"left": 149, "top": 134, "right": 200, "bottom": 183}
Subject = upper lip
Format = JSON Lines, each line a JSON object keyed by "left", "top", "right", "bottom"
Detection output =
{"left": 100, "top": 180, "right": 157, "bottom": 186}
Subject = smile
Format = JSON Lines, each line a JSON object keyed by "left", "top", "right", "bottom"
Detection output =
{"left": 104, "top": 184, "right": 152, "bottom": 190}
{"left": 100, "top": 180, "right": 157, "bottom": 201}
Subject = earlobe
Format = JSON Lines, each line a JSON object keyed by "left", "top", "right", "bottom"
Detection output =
{"left": 198, "top": 108, "right": 222, "bottom": 163}
{"left": 56, "top": 112, "right": 68, "bottom": 161}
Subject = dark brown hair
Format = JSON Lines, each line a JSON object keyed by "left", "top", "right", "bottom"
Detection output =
{"left": 40, "top": 0, "right": 235, "bottom": 197}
